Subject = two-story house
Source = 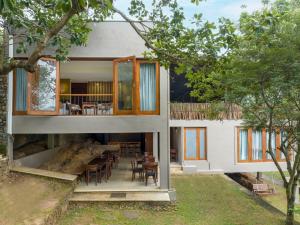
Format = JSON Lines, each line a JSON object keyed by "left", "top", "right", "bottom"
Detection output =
{"left": 5, "top": 22, "right": 171, "bottom": 199}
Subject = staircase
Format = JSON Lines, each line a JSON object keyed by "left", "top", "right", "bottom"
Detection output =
{"left": 69, "top": 190, "right": 171, "bottom": 202}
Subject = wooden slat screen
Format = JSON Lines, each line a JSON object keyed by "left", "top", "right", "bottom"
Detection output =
{"left": 87, "top": 81, "right": 113, "bottom": 102}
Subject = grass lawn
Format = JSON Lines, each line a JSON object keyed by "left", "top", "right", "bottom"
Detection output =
{"left": 58, "top": 175, "right": 290, "bottom": 225}
{"left": 262, "top": 181, "right": 300, "bottom": 222}
{"left": 262, "top": 171, "right": 289, "bottom": 180}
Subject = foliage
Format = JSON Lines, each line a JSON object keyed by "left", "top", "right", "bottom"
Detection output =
{"left": 221, "top": 1, "right": 300, "bottom": 224}
{"left": 0, "top": 0, "right": 236, "bottom": 82}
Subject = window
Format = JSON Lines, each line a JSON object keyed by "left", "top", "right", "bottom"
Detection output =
{"left": 237, "top": 127, "right": 284, "bottom": 162}
{"left": 13, "top": 58, "right": 60, "bottom": 115}
{"left": 266, "top": 129, "right": 276, "bottom": 160}
{"left": 184, "top": 128, "right": 207, "bottom": 160}
{"left": 113, "top": 57, "right": 160, "bottom": 115}
{"left": 137, "top": 61, "right": 159, "bottom": 114}
{"left": 13, "top": 68, "right": 28, "bottom": 114}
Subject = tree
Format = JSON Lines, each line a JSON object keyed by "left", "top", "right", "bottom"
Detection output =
{"left": 223, "top": 1, "right": 300, "bottom": 224}
{"left": 0, "top": 0, "right": 236, "bottom": 89}
{"left": 0, "top": 0, "right": 114, "bottom": 75}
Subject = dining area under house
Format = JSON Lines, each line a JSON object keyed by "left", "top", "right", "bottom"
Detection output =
{"left": 74, "top": 133, "right": 160, "bottom": 192}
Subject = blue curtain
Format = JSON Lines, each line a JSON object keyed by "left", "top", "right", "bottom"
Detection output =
{"left": 266, "top": 130, "right": 276, "bottom": 159}
{"left": 200, "top": 128, "right": 205, "bottom": 159}
{"left": 139, "top": 63, "right": 156, "bottom": 111}
{"left": 186, "top": 129, "right": 197, "bottom": 159}
{"left": 239, "top": 129, "right": 248, "bottom": 160}
{"left": 15, "top": 68, "right": 27, "bottom": 111}
{"left": 252, "top": 130, "right": 263, "bottom": 160}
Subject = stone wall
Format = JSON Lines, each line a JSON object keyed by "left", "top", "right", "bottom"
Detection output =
{"left": 0, "top": 76, "right": 7, "bottom": 150}
{"left": 0, "top": 155, "right": 8, "bottom": 182}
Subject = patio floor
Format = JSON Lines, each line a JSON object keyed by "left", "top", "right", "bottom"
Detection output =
{"left": 74, "top": 157, "right": 161, "bottom": 192}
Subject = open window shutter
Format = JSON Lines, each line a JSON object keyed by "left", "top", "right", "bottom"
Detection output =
{"left": 113, "top": 56, "right": 137, "bottom": 115}
{"left": 27, "top": 58, "right": 60, "bottom": 115}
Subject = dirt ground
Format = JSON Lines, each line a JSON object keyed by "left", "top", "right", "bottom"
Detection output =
{"left": 0, "top": 173, "right": 72, "bottom": 225}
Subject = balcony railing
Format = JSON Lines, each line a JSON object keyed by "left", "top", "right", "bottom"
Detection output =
{"left": 60, "top": 94, "right": 113, "bottom": 116}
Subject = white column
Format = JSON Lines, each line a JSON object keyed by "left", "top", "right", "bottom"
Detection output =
{"left": 6, "top": 35, "right": 14, "bottom": 165}
{"left": 295, "top": 183, "right": 300, "bottom": 204}
{"left": 47, "top": 134, "right": 55, "bottom": 149}
{"left": 153, "top": 132, "right": 158, "bottom": 162}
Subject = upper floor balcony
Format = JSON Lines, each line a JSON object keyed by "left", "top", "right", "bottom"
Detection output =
{"left": 13, "top": 57, "right": 160, "bottom": 117}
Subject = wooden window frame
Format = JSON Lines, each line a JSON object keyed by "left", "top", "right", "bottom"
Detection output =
{"left": 237, "top": 127, "right": 285, "bottom": 163}
{"left": 136, "top": 60, "right": 160, "bottom": 115}
{"left": 27, "top": 58, "right": 60, "bottom": 115}
{"left": 113, "top": 56, "right": 160, "bottom": 115}
{"left": 184, "top": 127, "right": 207, "bottom": 161}
{"left": 113, "top": 56, "right": 137, "bottom": 115}
{"left": 13, "top": 69, "right": 28, "bottom": 115}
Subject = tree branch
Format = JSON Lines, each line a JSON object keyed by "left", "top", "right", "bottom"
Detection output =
{"left": 0, "top": 4, "right": 77, "bottom": 75}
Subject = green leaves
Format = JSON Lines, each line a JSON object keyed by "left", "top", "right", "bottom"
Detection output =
{"left": 0, "top": 0, "right": 14, "bottom": 13}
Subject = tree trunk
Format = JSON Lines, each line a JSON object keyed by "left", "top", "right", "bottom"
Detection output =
{"left": 286, "top": 185, "right": 296, "bottom": 225}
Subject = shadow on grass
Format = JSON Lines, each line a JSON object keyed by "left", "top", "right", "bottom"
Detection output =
{"left": 252, "top": 195, "right": 300, "bottom": 225}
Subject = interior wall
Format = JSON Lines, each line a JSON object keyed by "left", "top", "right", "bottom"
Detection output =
{"left": 60, "top": 61, "right": 113, "bottom": 82}
{"left": 170, "top": 127, "right": 182, "bottom": 164}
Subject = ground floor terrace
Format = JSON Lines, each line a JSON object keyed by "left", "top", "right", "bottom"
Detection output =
{"left": 10, "top": 132, "right": 170, "bottom": 193}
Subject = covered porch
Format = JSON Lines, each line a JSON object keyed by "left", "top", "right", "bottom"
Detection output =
{"left": 12, "top": 132, "right": 165, "bottom": 192}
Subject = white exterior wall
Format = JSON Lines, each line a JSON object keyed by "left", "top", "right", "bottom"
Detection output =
{"left": 14, "top": 22, "right": 149, "bottom": 58}
{"left": 10, "top": 22, "right": 171, "bottom": 189}
{"left": 170, "top": 119, "right": 287, "bottom": 173}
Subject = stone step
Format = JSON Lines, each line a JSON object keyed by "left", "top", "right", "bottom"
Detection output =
{"left": 69, "top": 191, "right": 171, "bottom": 202}
{"left": 11, "top": 166, "right": 77, "bottom": 182}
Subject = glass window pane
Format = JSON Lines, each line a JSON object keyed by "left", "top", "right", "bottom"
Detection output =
{"left": 15, "top": 68, "right": 27, "bottom": 111}
{"left": 139, "top": 63, "right": 156, "bottom": 111}
{"left": 239, "top": 129, "right": 248, "bottom": 160}
{"left": 266, "top": 130, "right": 276, "bottom": 160}
{"left": 199, "top": 128, "right": 206, "bottom": 159}
{"left": 30, "top": 60, "right": 57, "bottom": 112}
{"left": 252, "top": 129, "right": 263, "bottom": 160}
{"left": 280, "top": 130, "right": 288, "bottom": 159}
{"left": 185, "top": 129, "right": 197, "bottom": 159}
{"left": 118, "top": 61, "right": 133, "bottom": 111}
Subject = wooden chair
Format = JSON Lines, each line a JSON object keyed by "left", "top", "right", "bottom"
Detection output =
{"left": 66, "top": 102, "right": 81, "bottom": 115}
{"left": 170, "top": 148, "right": 177, "bottom": 162}
{"left": 144, "top": 155, "right": 155, "bottom": 163}
{"left": 252, "top": 183, "right": 275, "bottom": 195}
{"left": 131, "top": 160, "right": 144, "bottom": 181}
{"left": 113, "top": 151, "right": 120, "bottom": 168}
{"left": 85, "top": 164, "right": 99, "bottom": 185}
{"left": 89, "top": 157, "right": 109, "bottom": 183}
{"left": 143, "top": 162, "right": 158, "bottom": 186}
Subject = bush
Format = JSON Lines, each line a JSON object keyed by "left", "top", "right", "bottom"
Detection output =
{"left": 0, "top": 144, "right": 6, "bottom": 156}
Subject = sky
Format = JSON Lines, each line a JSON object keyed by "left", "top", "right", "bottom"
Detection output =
{"left": 114, "top": 0, "right": 266, "bottom": 23}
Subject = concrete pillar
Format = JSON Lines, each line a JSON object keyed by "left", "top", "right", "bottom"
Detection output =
{"left": 153, "top": 132, "right": 158, "bottom": 162}
{"left": 47, "top": 134, "right": 55, "bottom": 149}
{"left": 295, "top": 183, "right": 300, "bottom": 204}
{"left": 7, "top": 134, "right": 13, "bottom": 167}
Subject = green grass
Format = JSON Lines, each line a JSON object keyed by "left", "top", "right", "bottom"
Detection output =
{"left": 263, "top": 171, "right": 289, "bottom": 180}
{"left": 262, "top": 182, "right": 300, "bottom": 222}
{"left": 58, "top": 175, "right": 289, "bottom": 225}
